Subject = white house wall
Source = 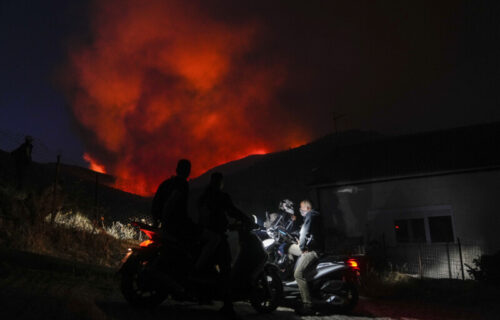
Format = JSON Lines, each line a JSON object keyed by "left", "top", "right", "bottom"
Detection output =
{"left": 317, "top": 169, "right": 500, "bottom": 278}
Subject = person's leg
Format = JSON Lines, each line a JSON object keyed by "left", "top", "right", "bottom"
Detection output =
{"left": 294, "top": 251, "right": 318, "bottom": 306}
{"left": 216, "top": 239, "right": 237, "bottom": 317}
{"left": 194, "top": 229, "right": 221, "bottom": 272}
{"left": 288, "top": 243, "right": 302, "bottom": 257}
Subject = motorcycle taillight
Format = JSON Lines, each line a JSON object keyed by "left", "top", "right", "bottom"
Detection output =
{"left": 141, "top": 229, "right": 155, "bottom": 239}
{"left": 347, "top": 258, "right": 360, "bottom": 270}
{"left": 140, "top": 239, "right": 154, "bottom": 247}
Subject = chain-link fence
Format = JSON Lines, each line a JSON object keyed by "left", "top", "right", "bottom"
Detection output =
{"left": 385, "top": 239, "right": 488, "bottom": 279}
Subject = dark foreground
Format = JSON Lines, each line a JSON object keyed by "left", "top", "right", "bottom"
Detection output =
{"left": 0, "top": 249, "right": 495, "bottom": 320}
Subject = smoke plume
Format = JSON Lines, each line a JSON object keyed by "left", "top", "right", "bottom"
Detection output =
{"left": 66, "top": 0, "right": 308, "bottom": 195}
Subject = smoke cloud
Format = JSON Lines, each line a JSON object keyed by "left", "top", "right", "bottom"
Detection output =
{"left": 65, "top": 0, "right": 308, "bottom": 195}
{"left": 63, "top": 1, "right": 474, "bottom": 196}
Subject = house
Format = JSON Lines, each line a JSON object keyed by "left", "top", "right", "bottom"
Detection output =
{"left": 310, "top": 122, "right": 500, "bottom": 278}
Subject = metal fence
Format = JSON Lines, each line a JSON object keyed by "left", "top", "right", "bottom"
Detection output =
{"left": 385, "top": 239, "right": 488, "bottom": 279}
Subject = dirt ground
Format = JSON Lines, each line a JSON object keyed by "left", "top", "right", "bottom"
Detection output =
{"left": 0, "top": 250, "right": 494, "bottom": 320}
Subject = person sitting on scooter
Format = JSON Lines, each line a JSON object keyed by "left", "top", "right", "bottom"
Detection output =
{"left": 151, "top": 159, "right": 196, "bottom": 234}
{"left": 276, "top": 199, "right": 303, "bottom": 260}
{"left": 197, "top": 172, "right": 255, "bottom": 319}
{"left": 151, "top": 159, "right": 218, "bottom": 275}
{"left": 279, "top": 199, "right": 303, "bottom": 233}
{"left": 294, "top": 199, "right": 324, "bottom": 316}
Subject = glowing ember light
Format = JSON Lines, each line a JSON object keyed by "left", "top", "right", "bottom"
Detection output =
{"left": 83, "top": 153, "right": 106, "bottom": 174}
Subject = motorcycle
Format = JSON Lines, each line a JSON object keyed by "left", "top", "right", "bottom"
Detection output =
{"left": 260, "top": 212, "right": 300, "bottom": 278}
{"left": 262, "top": 214, "right": 361, "bottom": 313}
{"left": 119, "top": 221, "right": 283, "bottom": 313}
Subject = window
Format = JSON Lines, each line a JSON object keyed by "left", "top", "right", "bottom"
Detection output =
{"left": 394, "top": 219, "right": 409, "bottom": 243}
{"left": 429, "top": 216, "right": 454, "bottom": 243}
{"left": 394, "top": 218, "right": 426, "bottom": 243}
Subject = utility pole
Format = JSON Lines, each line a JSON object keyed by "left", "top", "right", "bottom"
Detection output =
{"left": 50, "top": 154, "right": 61, "bottom": 224}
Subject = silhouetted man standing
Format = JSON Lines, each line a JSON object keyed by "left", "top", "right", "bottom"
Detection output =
{"left": 198, "top": 172, "right": 254, "bottom": 319}
{"left": 151, "top": 159, "right": 200, "bottom": 238}
{"left": 11, "top": 136, "right": 33, "bottom": 190}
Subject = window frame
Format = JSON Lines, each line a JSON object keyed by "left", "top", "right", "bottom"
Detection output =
{"left": 370, "top": 205, "right": 457, "bottom": 245}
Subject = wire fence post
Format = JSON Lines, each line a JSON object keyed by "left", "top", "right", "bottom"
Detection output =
{"left": 94, "top": 173, "right": 99, "bottom": 230}
{"left": 418, "top": 244, "right": 423, "bottom": 279}
{"left": 457, "top": 237, "right": 465, "bottom": 280}
{"left": 446, "top": 242, "right": 452, "bottom": 279}
{"left": 50, "top": 154, "right": 61, "bottom": 224}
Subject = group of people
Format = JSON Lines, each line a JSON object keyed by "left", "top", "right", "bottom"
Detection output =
{"left": 150, "top": 159, "right": 254, "bottom": 318}
{"left": 151, "top": 158, "right": 325, "bottom": 317}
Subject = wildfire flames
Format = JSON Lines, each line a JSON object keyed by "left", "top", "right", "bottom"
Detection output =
{"left": 64, "top": 0, "right": 308, "bottom": 196}
{"left": 83, "top": 153, "right": 106, "bottom": 174}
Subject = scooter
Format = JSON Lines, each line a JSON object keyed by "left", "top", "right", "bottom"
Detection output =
{"left": 261, "top": 215, "right": 360, "bottom": 312}
{"left": 281, "top": 254, "right": 360, "bottom": 313}
{"left": 119, "top": 221, "right": 283, "bottom": 313}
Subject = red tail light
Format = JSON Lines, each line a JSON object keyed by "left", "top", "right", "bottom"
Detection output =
{"left": 140, "top": 239, "right": 154, "bottom": 247}
{"left": 139, "top": 228, "right": 157, "bottom": 247}
{"left": 141, "top": 229, "right": 155, "bottom": 239}
{"left": 347, "top": 258, "right": 360, "bottom": 270}
{"left": 131, "top": 222, "right": 158, "bottom": 247}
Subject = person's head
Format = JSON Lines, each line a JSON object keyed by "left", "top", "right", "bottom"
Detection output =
{"left": 209, "top": 172, "right": 224, "bottom": 190}
{"left": 299, "top": 200, "right": 313, "bottom": 217}
{"left": 25, "top": 136, "right": 33, "bottom": 143}
{"left": 279, "top": 199, "right": 294, "bottom": 215}
{"left": 176, "top": 159, "right": 191, "bottom": 179}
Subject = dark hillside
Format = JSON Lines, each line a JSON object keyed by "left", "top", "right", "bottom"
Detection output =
{"left": 0, "top": 149, "right": 150, "bottom": 222}
{"left": 189, "top": 130, "right": 382, "bottom": 217}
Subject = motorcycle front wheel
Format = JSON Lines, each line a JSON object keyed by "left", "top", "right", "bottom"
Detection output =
{"left": 250, "top": 267, "right": 283, "bottom": 313}
{"left": 120, "top": 254, "right": 168, "bottom": 308}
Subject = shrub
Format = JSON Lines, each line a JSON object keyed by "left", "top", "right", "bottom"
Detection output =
{"left": 466, "top": 251, "right": 500, "bottom": 285}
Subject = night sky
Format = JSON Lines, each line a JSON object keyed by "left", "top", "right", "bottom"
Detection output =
{"left": 1, "top": 0, "right": 498, "bottom": 195}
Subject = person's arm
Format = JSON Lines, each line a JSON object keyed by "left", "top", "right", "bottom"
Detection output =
{"left": 151, "top": 182, "right": 167, "bottom": 227}
{"left": 298, "top": 215, "right": 311, "bottom": 252}
{"left": 224, "top": 194, "right": 254, "bottom": 225}
{"left": 308, "top": 214, "right": 323, "bottom": 252}
{"left": 302, "top": 213, "right": 323, "bottom": 252}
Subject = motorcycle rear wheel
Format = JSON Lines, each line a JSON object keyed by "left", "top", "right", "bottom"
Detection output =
{"left": 335, "top": 282, "right": 359, "bottom": 313}
{"left": 120, "top": 255, "right": 168, "bottom": 308}
{"left": 250, "top": 267, "right": 283, "bottom": 313}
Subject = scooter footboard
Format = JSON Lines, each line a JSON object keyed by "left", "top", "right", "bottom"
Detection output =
{"left": 264, "top": 263, "right": 280, "bottom": 277}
